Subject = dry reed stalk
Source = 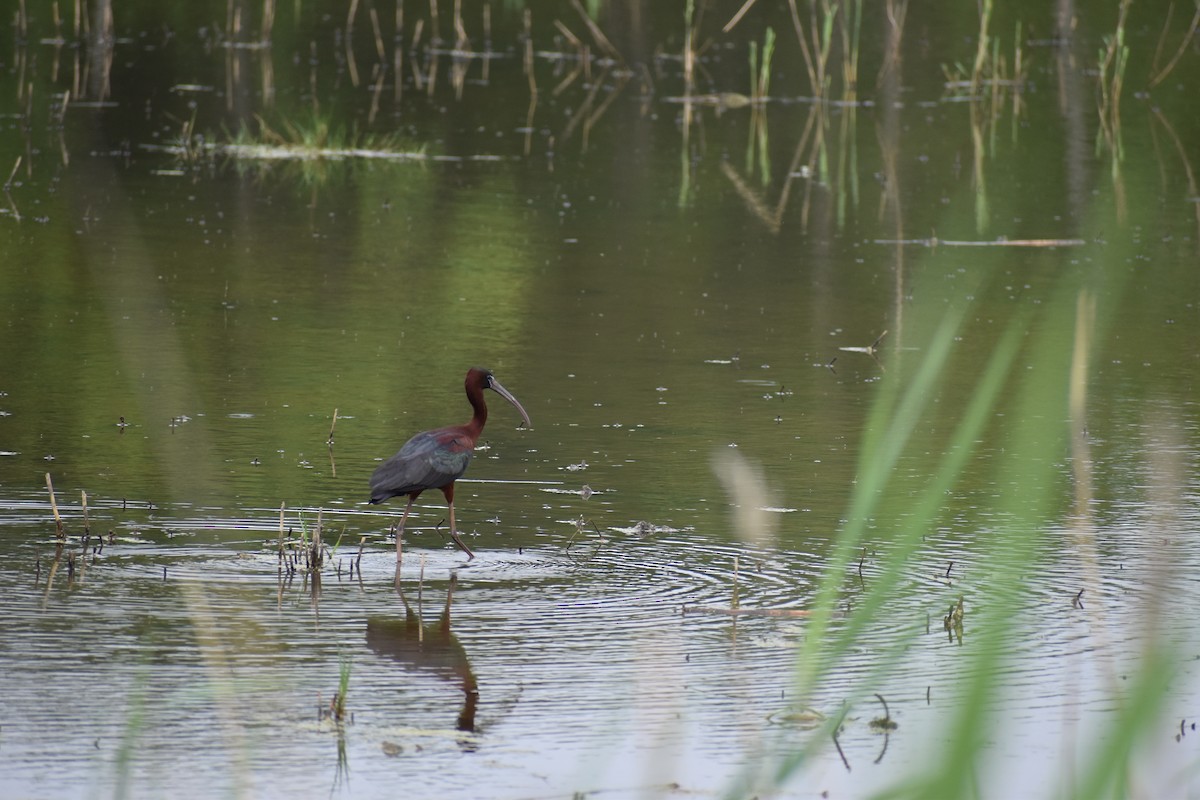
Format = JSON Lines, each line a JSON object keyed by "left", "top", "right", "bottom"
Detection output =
{"left": 570, "top": 0, "right": 620, "bottom": 61}
{"left": 278, "top": 502, "right": 286, "bottom": 556}
{"left": 583, "top": 70, "right": 627, "bottom": 135}
{"left": 684, "top": 0, "right": 695, "bottom": 87}
{"left": 425, "top": 45, "right": 440, "bottom": 94}
{"left": 453, "top": 0, "right": 467, "bottom": 45}
{"left": 1149, "top": 4, "right": 1200, "bottom": 88}
{"left": 723, "top": 0, "right": 756, "bottom": 32}
{"left": 45, "top": 473, "right": 64, "bottom": 538}
{"left": 261, "top": 0, "right": 275, "bottom": 42}
{"left": 346, "top": 42, "right": 360, "bottom": 86}
{"left": 314, "top": 507, "right": 324, "bottom": 571}
{"left": 412, "top": 17, "right": 425, "bottom": 51}
{"left": 523, "top": 7, "right": 535, "bottom": 88}
{"left": 369, "top": 7, "right": 385, "bottom": 61}
{"left": 785, "top": 0, "right": 818, "bottom": 94}
{"left": 77, "top": 522, "right": 90, "bottom": 585}
{"left": 368, "top": 67, "right": 384, "bottom": 125}
{"left": 5, "top": 156, "right": 22, "bottom": 190}
{"left": 877, "top": 0, "right": 907, "bottom": 85}
{"left": 553, "top": 19, "right": 582, "bottom": 50}
{"left": 42, "top": 552, "right": 62, "bottom": 607}
{"left": 964, "top": 0, "right": 993, "bottom": 98}
{"left": 394, "top": 36, "right": 404, "bottom": 101}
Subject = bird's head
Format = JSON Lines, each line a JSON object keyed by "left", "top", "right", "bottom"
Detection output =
{"left": 468, "top": 367, "right": 531, "bottom": 428}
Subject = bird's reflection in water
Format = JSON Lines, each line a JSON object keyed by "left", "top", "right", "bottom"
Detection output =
{"left": 366, "top": 572, "right": 479, "bottom": 735}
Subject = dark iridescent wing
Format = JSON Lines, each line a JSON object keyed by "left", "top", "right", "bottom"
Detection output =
{"left": 369, "top": 428, "right": 474, "bottom": 503}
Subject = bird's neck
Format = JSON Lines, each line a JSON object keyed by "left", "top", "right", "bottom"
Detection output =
{"left": 464, "top": 392, "right": 487, "bottom": 439}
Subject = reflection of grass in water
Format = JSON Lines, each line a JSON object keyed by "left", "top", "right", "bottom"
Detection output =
{"left": 725, "top": 254, "right": 1179, "bottom": 795}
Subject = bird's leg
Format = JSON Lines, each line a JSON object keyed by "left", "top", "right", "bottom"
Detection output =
{"left": 447, "top": 502, "right": 476, "bottom": 560}
{"left": 396, "top": 495, "right": 416, "bottom": 562}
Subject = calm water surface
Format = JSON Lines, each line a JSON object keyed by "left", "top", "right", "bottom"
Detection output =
{"left": 2, "top": 1, "right": 1199, "bottom": 798}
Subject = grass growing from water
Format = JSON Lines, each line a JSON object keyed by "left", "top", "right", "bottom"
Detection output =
{"left": 330, "top": 651, "right": 352, "bottom": 723}
{"left": 1097, "top": 1, "right": 1132, "bottom": 158}
{"left": 725, "top": 204, "right": 1180, "bottom": 797}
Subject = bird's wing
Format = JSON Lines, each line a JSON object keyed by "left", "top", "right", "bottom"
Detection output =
{"left": 369, "top": 429, "right": 474, "bottom": 502}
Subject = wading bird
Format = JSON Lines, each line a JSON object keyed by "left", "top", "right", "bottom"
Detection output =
{"left": 369, "top": 367, "right": 531, "bottom": 560}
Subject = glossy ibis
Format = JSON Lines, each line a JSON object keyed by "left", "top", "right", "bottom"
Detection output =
{"left": 369, "top": 367, "right": 531, "bottom": 560}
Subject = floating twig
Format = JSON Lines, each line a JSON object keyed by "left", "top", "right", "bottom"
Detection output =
{"left": 839, "top": 330, "right": 888, "bottom": 356}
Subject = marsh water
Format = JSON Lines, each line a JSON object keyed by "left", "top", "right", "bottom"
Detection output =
{"left": 2, "top": 2, "right": 1199, "bottom": 798}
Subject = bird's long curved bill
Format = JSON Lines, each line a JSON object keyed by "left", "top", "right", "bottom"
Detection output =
{"left": 489, "top": 376, "right": 532, "bottom": 428}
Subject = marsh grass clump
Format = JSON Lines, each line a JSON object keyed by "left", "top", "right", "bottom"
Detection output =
{"left": 150, "top": 112, "right": 430, "bottom": 181}
{"left": 323, "top": 652, "right": 353, "bottom": 724}
{"left": 226, "top": 113, "right": 421, "bottom": 162}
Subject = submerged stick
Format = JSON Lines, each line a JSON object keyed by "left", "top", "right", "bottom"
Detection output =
{"left": 327, "top": 408, "right": 339, "bottom": 444}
